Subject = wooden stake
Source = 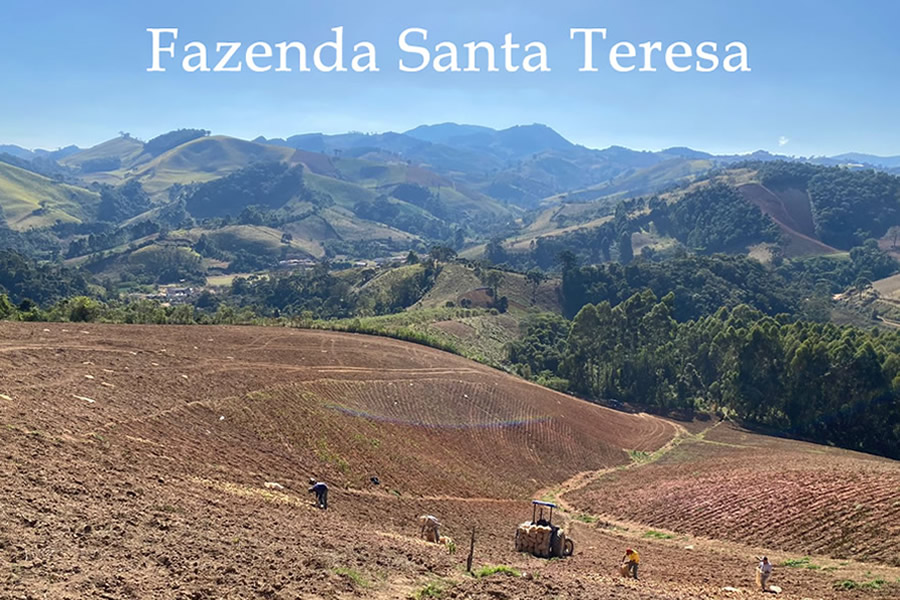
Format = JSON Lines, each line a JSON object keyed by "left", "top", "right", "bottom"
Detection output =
{"left": 466, "top": 526, "right": 476, "bottom": 573}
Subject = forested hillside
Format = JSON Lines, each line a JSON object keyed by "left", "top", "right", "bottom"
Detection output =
{"left": 534, "top": 294, "right": 900, "bottom": 458}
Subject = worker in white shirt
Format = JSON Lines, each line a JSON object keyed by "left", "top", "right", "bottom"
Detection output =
{"left": 757, "top": 556, "right": 773, "bottom": 590}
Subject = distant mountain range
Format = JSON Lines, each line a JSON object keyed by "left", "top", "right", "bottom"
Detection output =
{"left": 0, "top": 144, "right": 80, "bottom": 162}
{"left": 8, "top": 123, "right": 900, "bottom": 188}
{"left": 4, "top": 124, "right": 900, "bottom": 216}
{"left": 3, "top": 122, "right": 900, "bottom": 287}
{"left": 249, "top": 123, "right": 900, "bottom": 206}
{"left": 10, "top": 123, "right": 900, "bottom": 170}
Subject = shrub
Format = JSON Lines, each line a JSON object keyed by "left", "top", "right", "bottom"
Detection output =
{"left": 65, "top": 296, "right": 102, "bottom": 322}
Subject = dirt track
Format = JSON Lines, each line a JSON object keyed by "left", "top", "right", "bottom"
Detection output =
{"left": 1, "top": 322, "right": 898, "bottom": 599}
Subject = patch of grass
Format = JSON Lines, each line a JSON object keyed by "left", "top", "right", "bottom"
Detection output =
{"left": 642, "top": 530, "right": 674, "bottom": 540}
{"left": 628, "top": 450, "right": 651, "bottom": 463}
{"left": 332, "top": 567, "right": 370, "bottom": 588}
{"left": 574, "top": 514, "right": 597, "bottom": 524}
{"left": 444, "top": 539, "right": 457, "bottom": 555}
{"left": 473, "top": 565, "right": 521, "bottom": 579}
{"left": 833, "top": 578, "right": 887, "bottom": 591}
{"left": 315, "top": 438, "right": 350, "bottom": 473}
{"left": 539, "top": 488, "right": 560, "bottom": 503}
{"left": 782, "top": 556, "right": 821, "bottom": 569}
{"left": 413, "top": 581, "right": 451, "bottom": 599}
{"left": 352, "top": 433, "right": 381, "bottom": 448}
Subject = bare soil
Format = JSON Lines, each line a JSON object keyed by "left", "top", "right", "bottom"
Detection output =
{"left": 1, "top": 322, "right": 897, "bottom": 599}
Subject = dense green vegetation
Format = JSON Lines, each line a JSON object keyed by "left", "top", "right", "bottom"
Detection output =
{"left": 0, "top": 250, "right": 92, "bottom": 305}
{"left": 96, "top": 180, "right": 152, "bottom": 222}
{"left": 353, "top": 192, "right": 453, "bottom": 240}
{"left": 547, "top": 293, "right": 900, "bottom": 458}
{"left": 808, "top": 169, "right": 900, "bottom": 248}
{"left": 489, "top": 183, "right": 779, "bottom": 271}
{"left": 183, "top": 162, "right": 324, "bottom": 219}
{"left": 653, "top": 183, "right": 779, "bottom": 252}
{"left": 758, "top": 161, "right": 900, "bottom": 249}
{"left": 224, "top": 266, "right": 358, "bottom": 319}
{"left": 219, "top": 255, "right": 446, "bottom": 319}
{"left": 127, "top": 245, "right": 206, "bottom": 285}
{"left": 506, "top": 313, "right": 570, "bottom": 382}
{"left": 776, "top": 240, "right": 897, "bottom": 293}
{"left": 560, "top": 254, "right": 802, "bottom": 321}
{"left": 65, "top": 220, "right": 160, "bottom": 258}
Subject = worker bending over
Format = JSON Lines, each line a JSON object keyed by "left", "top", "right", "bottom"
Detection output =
{"left": 308, "top": 478, "right": 328, "bottom": 509}
{"left": 622, "top": 548, "right": 640, "bottom": 579}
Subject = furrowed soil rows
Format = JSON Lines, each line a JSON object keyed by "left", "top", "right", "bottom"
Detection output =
{"left": 568, "top": 423, "right": 900, "bottom": 566}
{"left": 2, "top": 322, "right": 898, "bottom": 599}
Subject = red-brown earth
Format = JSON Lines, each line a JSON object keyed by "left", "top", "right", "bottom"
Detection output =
{"left": 1, "top": 322, "right": 897, "bottom": 599}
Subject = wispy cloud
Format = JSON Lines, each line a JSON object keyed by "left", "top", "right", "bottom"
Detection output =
{"left": 778, "top": 136, "right": 790, "bottom": 147}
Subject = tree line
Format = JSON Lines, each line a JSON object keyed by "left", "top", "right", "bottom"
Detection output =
{"left": 509, "top": 291, "right": 900, "bottom": 459}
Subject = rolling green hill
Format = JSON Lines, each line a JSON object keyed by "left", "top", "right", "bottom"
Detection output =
{"left": 62, "top": 134, "right": 514, "bottom": 248}
{"left": 414, "top": 262, "right": 560, "bottom": 313}
{"left": 60, "top": 135, "right": 148, "bottom": 176}
{"left": 486, "top": 164, "right": 847, "bottom": 267}
{"left": 171, "top": 225, "right": 307, "bottom": 257}
{"left": 126, "top": 136, "right": 296, "bottom": 200}
{"left": 0, "top": 161, "right": 100, "bottom": 229}
{"left": 545, "top": 158, "right": 714, "bottom": 205}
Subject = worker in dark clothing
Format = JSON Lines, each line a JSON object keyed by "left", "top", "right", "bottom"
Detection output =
{"left": 308, "top": 478, "right": 328, "bottom": 509}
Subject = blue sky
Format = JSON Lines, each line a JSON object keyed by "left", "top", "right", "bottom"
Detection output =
{"left": 1, "top": 0, "right": 898, "bottom": 156}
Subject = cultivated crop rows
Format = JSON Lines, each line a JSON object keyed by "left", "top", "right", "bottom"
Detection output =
{"left": 570, "top": 424, "right": 900, "bottom": 566}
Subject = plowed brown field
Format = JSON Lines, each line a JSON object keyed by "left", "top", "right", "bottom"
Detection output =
{"left": 569, "top": 422, "right": 900, "bottom": 567}
{"left": 1, "top": 322, "right": 898, "bottom": 599}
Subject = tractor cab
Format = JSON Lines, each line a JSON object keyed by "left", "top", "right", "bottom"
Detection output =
{"left": 515, "top": 500, "right": 574, "bottom": 558}
{"left": 531, "top": 500, "right": 555, "bottom": 526}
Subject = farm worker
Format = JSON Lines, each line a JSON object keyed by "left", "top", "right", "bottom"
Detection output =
{"left": 757, "top": 556, "right": 773, "bottom": 590}
{"left": 308, "top": 478, "right": 328, "bottom": 509}
{"left": 419, "top": 515, "right": 441, "bottom": 543}
{"left": 622, "top": 548, "right": 640, "bottom": 579}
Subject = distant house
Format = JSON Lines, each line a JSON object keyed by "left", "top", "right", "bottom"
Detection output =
{"left": 153, "top": 287, "right": 195, "bottom": 305}
{"left": 277, "top": 258, "right": 317, "bottom": 269}
{"left": 164, "top": 287, "right": 193, "bottom": 298}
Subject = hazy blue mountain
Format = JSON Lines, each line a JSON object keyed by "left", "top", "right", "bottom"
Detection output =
{"left": 12, "top": 123, "right": 897, "bottom": 213}
{"left": 403, "top": 123, "right": 496, "bottom": 144}
{"left": 405, "top": 123, "right": 574, "bottom": 160}
{"left": 660, "top": 147, "right": 714, "bottom": 160}
{"left": 36, "top": 145, "right": 81, "bottom": 161}
{"left": 0, "top": 145, "right": 34, "bottom": 160}
{"left": 829, "top": 153, "right": 900, "bottom": 169}
{"left": 0, "top": 144, "right": 81, "bottom": 162}
{"left": 262, "top": 125, "right": 736, "bottom": 207}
